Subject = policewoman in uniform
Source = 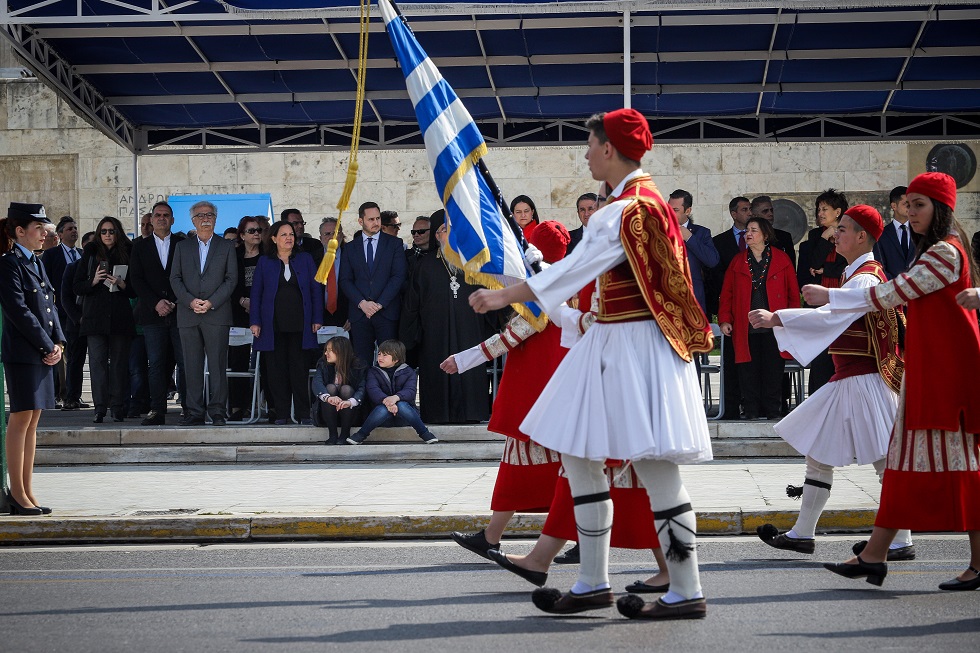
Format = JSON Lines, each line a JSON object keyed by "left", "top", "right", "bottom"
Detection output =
{"left": 0, "top": 202, "right": 64, "bottom": 516}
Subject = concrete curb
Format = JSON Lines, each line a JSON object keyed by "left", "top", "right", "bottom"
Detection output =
{"left": 0, "top": 509, "right": 878, "bottom": 545}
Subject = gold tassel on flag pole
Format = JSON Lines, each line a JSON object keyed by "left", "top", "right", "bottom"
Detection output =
{"left": 316, "top": 0, "right": 371, "bottom": 284}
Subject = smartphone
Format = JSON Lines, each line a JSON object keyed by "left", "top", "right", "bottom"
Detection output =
{"left": 99, "top": 261, "right": 110, "bottom": 274}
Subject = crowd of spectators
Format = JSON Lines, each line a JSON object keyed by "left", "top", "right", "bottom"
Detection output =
{"left": 29, "top": 182, "right": 942, "bottom": 430}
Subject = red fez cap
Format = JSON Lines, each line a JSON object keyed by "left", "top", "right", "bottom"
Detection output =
{"left": 907, "top": 172, "right": 957, "bottom": 211}
{"left": 529, "top": 220, "right": 571, "bottom": 264}
{"left": 602, "top": 109, "right": 653, "bottom": 162}
{"left": 843, "top": 205, "right": 883, "bottom": 242}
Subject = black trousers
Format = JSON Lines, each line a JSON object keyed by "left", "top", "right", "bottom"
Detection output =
{"left": 737, "top": 332, "right": 785, "bottom": 418}
{"left": 318, "top": 383, "right": 360, "bottom": 439}
{"left": 88, "top": 334, "right": 132, "bottom": 415}
{"left": 266, "top": 331, "right": 312, "bottom": 421}
{"left": 721, "top": 334, "right": 741, "bottom": 419}
{"left": 64, "top": 323, "right": 87, "bottom": 403}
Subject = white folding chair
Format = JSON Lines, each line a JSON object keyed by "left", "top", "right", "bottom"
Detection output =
{"left": 204, "top": 327, "right": 262, "bottom": 424}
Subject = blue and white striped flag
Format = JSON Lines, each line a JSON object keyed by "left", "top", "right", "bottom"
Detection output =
{"left": 379, "top": 0, "right": 545, "bottom": 328}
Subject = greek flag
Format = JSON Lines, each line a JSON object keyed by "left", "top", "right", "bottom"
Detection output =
{"left": 379, "top": 0, "right": 544, "bottom": 327}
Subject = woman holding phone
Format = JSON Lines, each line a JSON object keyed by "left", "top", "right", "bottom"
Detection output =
{"left": 73, "top": 216, "right": 135, "bottom": 423}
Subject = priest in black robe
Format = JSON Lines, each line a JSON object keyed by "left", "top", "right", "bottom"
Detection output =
{"left": 399, "top": 210, "right": 502, "bottom": 424}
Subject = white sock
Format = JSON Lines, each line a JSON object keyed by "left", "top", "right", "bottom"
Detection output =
{"left": 633, "top": 459, "right": 703, "bottom": 601}
{"left": 571, "top": 580, "right": 611, "bottom": 594}
{"left": 561, "top": 454, "right": 613, "bottom": 590}
{"left": 791, "top": 457, "right": 834, "bottom": 539}
{"left": 662, "top": 589, "right": 703, "bottom": 604}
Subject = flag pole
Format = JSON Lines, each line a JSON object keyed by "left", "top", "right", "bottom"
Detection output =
{"left": 475, "top": 159, "right": 540, "bottom": 274}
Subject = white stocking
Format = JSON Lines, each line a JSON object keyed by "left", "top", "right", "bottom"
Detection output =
{"left": 632, "top": 458, "right": 702, "bottom": 600}
{"left": 561, "top": 454, "right": 612, "bottom": 591}
{"left": 790, "top": 457, "right": 834, "bottom": 539}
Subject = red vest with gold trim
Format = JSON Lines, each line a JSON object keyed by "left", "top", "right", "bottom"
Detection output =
{"left": 827, "top": 259, "right": 904, "bottom": 392}
{"left": 595, "top": 174, "right": 712, "bottom": 361}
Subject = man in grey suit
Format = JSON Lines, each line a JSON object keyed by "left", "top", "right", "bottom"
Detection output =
{"left": 170, "top": 201, "right": 238, "bottom": 426}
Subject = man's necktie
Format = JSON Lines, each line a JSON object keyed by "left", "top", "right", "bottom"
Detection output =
{"left": 900, "top": 224, "right": 910, "bottom": 259}
{"left": 366, "top": 236, "right": 375, "bottom": 270}
{"left": 325, "top": 264, "right": 338, "bottom": 314}
{"left": 737, "top": 230, "right": 746, "bottom": 252}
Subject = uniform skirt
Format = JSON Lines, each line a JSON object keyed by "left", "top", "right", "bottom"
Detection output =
{"left": 4, "top": 361, "right": 55, "bottom": 412}
{"left": 775, "top": 371, "right": 898, "bottom": 467}
{"left": 875, "top": 385, "right": 980, "bottom": 531}
{"left": 490, "top": 437, "right": 562, "bottom": 512}
{"left": 521, "top": 320, "right": 712, "bottom": 463}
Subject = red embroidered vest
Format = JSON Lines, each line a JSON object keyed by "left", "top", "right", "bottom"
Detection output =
{"left": 595, "top": 174, "right": 712, "bottom": 361}
{"left": 827, "top": 259, "right": 904, "bottom": 392}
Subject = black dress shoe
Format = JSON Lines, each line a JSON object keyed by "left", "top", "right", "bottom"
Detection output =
{"left": 554, "top": 543, "right": 580, "bottom": 565}
{"left": 210, "top": 416, "right": 227, "bottom": 426}
{"left": 756, "top": 524, "right": 815, "bottom": 554}
{"left": 823, "top": 555, "right": 888, "bottom": 586}
{"left": 617, "top": 595, "right": 707, "bottom": 620}
{"left": 450, "top": 529, "right": 498, "bottom": 561}
{"left": 487, "top": 549, "right": 548, "bottom": 587}
{"left": 852, "top": 540, "right": 916, "bottom": 561}
{"left": 938, "top": 566, "right": 980, "bottom": 591}
{"left": 531, "top": 587, "right": 614, "bottom": 614}
{"left": 5, "top": 493, "right": 43, "bottom": 516}
{"left": 93, "top": 412, "right": 105, "bottom": 424}
{"left": 625, "top": 579, "right": 670, "bottom": 594}
{"left": 180, "top": 415, "right": 206, "bottom": 426}
{"left": 112, "top": 411, "right": 125, "bottom": 422}
{"left": 141, "top": 411, "right": 165, "bottom": 426}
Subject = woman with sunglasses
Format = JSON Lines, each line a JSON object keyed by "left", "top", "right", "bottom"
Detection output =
{"left": 228, "top": 216, "right": 265, "bottom": 421}
{"left": 73, "top": 216, "right": 135, "bottom": 423}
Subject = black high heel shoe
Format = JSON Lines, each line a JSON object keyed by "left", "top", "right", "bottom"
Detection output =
{"left": 824, "top": 555, "right": 888, "bottom": 586}
{"left": 5, "top": 492, "right": 43, "bottom": 516}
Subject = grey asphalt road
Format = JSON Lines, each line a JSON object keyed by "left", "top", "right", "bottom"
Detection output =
{"left": 0, "top": 535, "right": 977, "bottom": 653}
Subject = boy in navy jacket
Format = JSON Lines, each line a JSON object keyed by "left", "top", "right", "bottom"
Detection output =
{"left": 347, "top": 339, "right": 437, "bottom": 444}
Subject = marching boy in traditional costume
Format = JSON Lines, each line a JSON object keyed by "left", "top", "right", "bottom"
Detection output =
{"left": 470, "top": 109, "right": 713, "bottom": 620}
{"left": 749, "top": 206, "right": 913, "bottom": 559}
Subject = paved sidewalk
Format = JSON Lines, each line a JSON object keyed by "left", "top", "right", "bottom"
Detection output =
{"left": 0, "top": 459, "right": 885, "bottom": 544}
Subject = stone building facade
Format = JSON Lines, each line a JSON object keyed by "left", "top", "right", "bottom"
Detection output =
{"left": 2, "top": 72, "right": 977, "bottom": 251}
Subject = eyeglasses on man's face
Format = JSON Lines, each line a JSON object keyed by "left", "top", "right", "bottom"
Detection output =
{"left": 410, "top": 228, "right": 429, "bottom": 236}
{"left": 244, "top": 227, "right": 264, "bottom": 235}
{"left": 289, "top": 219, "right": 307, "bottom": 226}
{"left": 193, "top": 212, "right": 216, "bottom": 219}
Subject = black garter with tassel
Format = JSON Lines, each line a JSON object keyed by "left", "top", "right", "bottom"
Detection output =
{"left": 655, "top": 502, "right": 696, "bottom": 562}
{"left": 786, "top": 478, "right": 832, "bottom": 500}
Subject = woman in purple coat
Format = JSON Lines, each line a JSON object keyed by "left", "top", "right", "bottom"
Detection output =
{"left": 250, "top": 220, "right": 323, "bottom": 425}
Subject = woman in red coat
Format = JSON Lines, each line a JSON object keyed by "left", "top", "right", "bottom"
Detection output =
{"left": 719, "top": 217, "right": 800, "bottom": 420}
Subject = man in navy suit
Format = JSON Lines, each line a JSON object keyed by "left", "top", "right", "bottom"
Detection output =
{"left": 41, "top": 216, "right": 82, "bottom": 407}
{"left": 340, "top": 201, "right": 408, "bottom": 365}
{"left": 873, "top": 186, "right": 915, "bottom": 280}
{"left": 667, "top": 189, "right": 719, "bottom": 316}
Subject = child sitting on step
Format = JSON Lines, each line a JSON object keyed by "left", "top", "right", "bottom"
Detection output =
{"left": 347, "top": 339, "right": 438, "bottom": 445}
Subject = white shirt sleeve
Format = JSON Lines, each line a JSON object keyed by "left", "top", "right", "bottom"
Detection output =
{"left": 526, "top": 200, "right": 630, "bottom": 314}
{"left": 773, "top": 272, "right": 879, "bottom": 366}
